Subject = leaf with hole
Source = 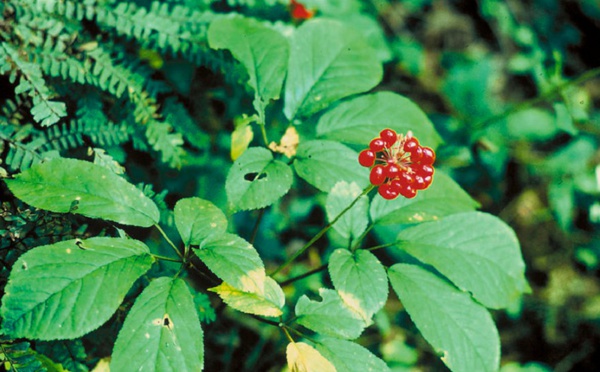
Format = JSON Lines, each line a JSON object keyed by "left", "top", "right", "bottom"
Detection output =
{"left": 4, "top": 158, "right": 159, "bottom": 227}
{"left": 226, "top": 147, "right": 293, "bottom": 212}
{"left": 0, "top": 237, "right": 153, "bottom": 340}
{"left": 111, "top": 277, "right": 204, "bottom": 371}
{"left": 388, "top": 264, "right": 500, "bottom": 372}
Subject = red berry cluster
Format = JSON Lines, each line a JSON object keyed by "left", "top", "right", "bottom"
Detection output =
{"left": 358, "top": 129, "right": 435, "bottom": 200}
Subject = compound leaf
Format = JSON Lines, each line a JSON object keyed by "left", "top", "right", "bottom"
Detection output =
{"left": 0, "top": 237, "right": 153, "bottom": 340}
{"left": 111, "top": 277, "right": 203, "bottom": 372}
{"left": 4, "top": 158, "right": 159, "bottom": 227}
{"left": 328, "top": 249, "right": 388, "bottom": 322}
{"left": 284, "top": 19, "right": 382, "bottom": 120}
{"left": 226, "top": 147, "right": 293, "bottom": 212}
{"left": 294, "top": 140, "right": 369, "bottom": 192}
{"left": 370, "top": 172, "right": 479, "bottom": 225}
{"left": 316, "top": 337, "right": 390, "bottom": 372}
{"left": 295, "top": 288, "right": 365, "bottom": 339}
{"left": 396, "top": 212, "right": 529, "bottom": 309}
{"left": 174, "top": 197, "right": 228, "bottom": 246}
{"left": 388, "top": 264, "right": 500, "bottom": 372}
{"left": 317, "top": 91, "right": 442, "bottom": 148}
{"left": 193, "top": 233, "right": 266, "bottom": 294}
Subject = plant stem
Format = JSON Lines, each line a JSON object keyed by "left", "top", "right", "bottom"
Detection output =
{"left": 259, "top": 124, "right": 269, "bottom": 146}
{"left": 279, "top": 263, "right": 327, "bottom": 287}
{"left": 474, "top": 66, "right": 600, "bottom": 130}
{"left": 249, "top": 208, "right": 265, "bottom": 245}
{"left": 151, "top": 254, "right": 183, "bottom": 263}
{"left": 269, "top": 184, "right": 375, "bottom": 277}
{"left": 282, "top": 326, "right": 294, "bottom": 343}
{"left": 367, "top": 241, "right": 401, "bottom": 251}
{"left": 154, "top": 223, "right": 183, "bottom": 259}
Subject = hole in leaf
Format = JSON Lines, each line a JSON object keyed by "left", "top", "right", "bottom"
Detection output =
{"left": 244, "top": 172, "right": 267, "bottom": 181}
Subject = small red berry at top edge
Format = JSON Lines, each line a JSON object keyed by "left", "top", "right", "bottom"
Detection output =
{"left": 358, "top": 149, "right": 375, "bottom": 167}
{"left": 379, "top": 129, "right": 397, "bottom": 148}
{"left": 370, "top": 165, "right": 386, "bottom": 185}
{"left": 410, "top": 146, "right": 424, "bottom": 162}
{"left": 369, "top": 138, "right": 386, "bottom": 152}
{"left": 290, "top": 0, "right": 315, "bottom": 20}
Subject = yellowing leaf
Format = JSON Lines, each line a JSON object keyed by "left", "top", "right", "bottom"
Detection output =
{"left": 269, "top": 126, "right": 299, "bottom": 158}
{"left": 231, "top": 119, "right": 255, "bottom": 160}
{"left": 286, "top": 342, "right": 336, "bottom": 372}
{"left": 209, "top": 278, "right": 285, "bottom": 317}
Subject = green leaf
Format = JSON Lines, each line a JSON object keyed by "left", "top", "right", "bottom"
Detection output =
{"left": 295, "top": 288, "right": 365, "bottom": 339}
{"left": 174, "top": 197, "right": 228, "bottom": 246}
{"left": 397, "top": 212, "right": 528, "bottom": 309}
{"left": 4, "top": 158, "right": 159, "bottom": 227}
{"left": 328, "top": 249, "right": 388, "bottom": 321}
{"left": 388, "top": 264, "right": 500, "bottom": 372}
{"left": 286, "top": 342, "right": 336, "bottom": 372}
{"left": 293, "top": 140, "right": 369, "bottom": 192}
{"left": 370, "top": 172, "right": 479, "bottom": 225}
{"left": 548, "top": 179, "right": 574, "bottom": 231}
{"left": 326, "top": 181, "right": 368, "bottom": 240}
{"left": 316, "top": 337, "right": 391, "bottom": 372}
{"left": 506, "top": 108, "right": 558, "bottom": 141}
{"left": 193, "top": 233, "right": 266, "bottom": 294}
{"left": 226, "top": 147, "right": 293, "bottom": 212}
{"left": 208, "top": 15, "right": 289, "bottom": 117}
{"left": 317, "top": 92, "right": 442, "bottom": 148}
{"left": 111, "top": 277, "right": 203, "bottom": 372}
{"left": 284, "top": 19, "right": 382, "bottom": 119}
{"left": 209, "top": 277, "right": 284, "bottom": 317}
{"left": 0, "top": 237, "right": 153, "bottom": 340}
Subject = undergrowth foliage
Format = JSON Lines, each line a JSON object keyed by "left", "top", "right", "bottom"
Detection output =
{"left": 1, "top": 1, "right": 530, "bottom": 371}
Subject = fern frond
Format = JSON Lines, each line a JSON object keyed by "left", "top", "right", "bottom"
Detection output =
{"left": 162, "top": 98, "right": 209, "bottom": 149}
{"left": 40, "top": 119, "right": 132, "bottom": 152}
{"left": 0, "top": 339, "right": 46, "bottom": 372}
{"left": 0, "top": 42, "right": 67, "bottom": 126}
{"left": 145, "top": 120, "right": 185, "bottom": 168}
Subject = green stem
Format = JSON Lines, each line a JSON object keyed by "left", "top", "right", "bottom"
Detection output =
{"left": 474, "top": 66, "right": 600, "bottom": 130}
{"left": 351, "top": 224, "right": 374, "bottom": 252}
{"left": 259, "top": 124, "right": 269, "bottom": 146}
{"left": 367, "top": 241, "right": 401, "bottom": 251}
{"left": 151, "top": 254, "right": 183, "bottom": 263}
{"left": 279, "top": 263, "right": 327, "bottom": 287}
{"left": 249, "top": 208, "right": 265, "bottom": 245}
{"left": 154, "top": 223, "right": 183, "bottom": 259}
{"left": 269, "top": 185, "right": 375, "bottom": 277}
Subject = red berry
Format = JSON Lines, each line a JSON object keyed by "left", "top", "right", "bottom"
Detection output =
{"left": 414, "top": 175, "right": 427, "bottom": 190}
{"left": 414, "top": 164, "right": 434, "bottom": 177}
{"left": 290, "top": 0, "right": 314, "bottom": 19}
{"left": 378, "top": 183, "right": 399, "bottom": 200}
{"left": 385, "top": 164, "right": 401, "bottom": 179}
{"left": 398, "top": 171, "right": 414, "bottom": 186}
{"left": 358, "top": 149, "right": 376, "bottom": 167}
{"left": 410, "top": 146, "right": 423, "bottom": 162}
{"left": 422, "top": 174, "right": 433, "bottom": 188}
{"left": 400, "top": 184, "right": 417, "bottom": 199}
{"left": 403, "top": 137, "right": 420, "bottom": 153}
{"left": 370, "top": 165, "right": 386, "bottom": 185}
{"left": 379, "top": 129, "right": 397, "bottom": 148}
{"left": 421, "top": 147, "right": 436, "bottom": 165}
{"left": 369, "top": 138, "right": 385, "bottom": 152}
